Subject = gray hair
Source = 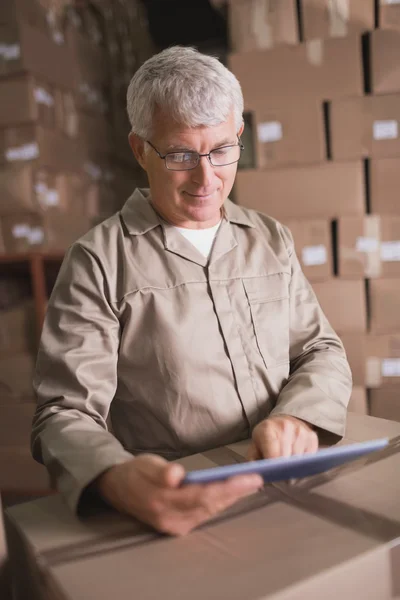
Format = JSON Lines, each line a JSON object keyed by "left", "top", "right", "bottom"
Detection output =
{"left": 126, "top": 46, "right": 244, "bottom": 139}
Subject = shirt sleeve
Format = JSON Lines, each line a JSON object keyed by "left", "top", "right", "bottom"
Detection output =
{"left": 269, "top": 224, "right": 353, "bottom": 441}
{"left": 31, "top": 243, "right": 133, "bottom": 514}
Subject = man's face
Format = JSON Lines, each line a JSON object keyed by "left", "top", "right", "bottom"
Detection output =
{"left": 130, "top": 109, "right": 243, "bottom": 229}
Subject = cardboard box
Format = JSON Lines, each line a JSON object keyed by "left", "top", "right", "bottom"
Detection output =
{"left": 347, "top": 386, "right": 368, "bottom": 414}
{"left": 370, "top": 157, "right": 400, "bottom": 214}
{"left": 0, "top": 209, "right": 91, "bottom": 254}
{"left": 340, "top": 334, "right": 367, "bottom": 386}
{"left": 0, "top": 21, "right": 75, "bottom": 89}
{"left": 379, "top": 0, "right": 400, "bottom": 30}
{"left": 0, "top": 448, "right": 51, "bottom": 493}
{"left": 0, "top": 125, "right": 83, "bottom": 171}
{"left": 338, "top": 215, "right": 400, "bottom": 278}
{"left": 0, "top": 0, "right": 48, "bottom": 31}
{"left": 370, "top": 387, "right": 400, "bottom": 422}
{"left": 66, "top": 16, "right": 110, "bottom": 88}
{"left": 285, "top": 219, "right": 333, "bottom": 281}
{"left": 235, "top": 161, "right": 365, "bottom": 220}
{"left": 0, "top": 353, "right": 35, "bottom": 400}
{"left": 365, "top": 334, "right": 400, "bottom": 388}
{"left": 0, "top": 74, "right": 57, "bottom": 129}
{"left": 0, "top": 301, "right": 36, "bottom": 356}
{"left": 4, "top": 413, "right": 400, "bottom": 600}
{"left": 301, "top": 0, "right": 375, "bottom": 40}
{"left": 330, "top": 94, "right": 400, "bottom": 160}
{"left": 0, "top": 164, "right": 65, "bottom": 217}
{"left": 229, "top": 35, "right": 363, "bottom": 112}
{"left": 369, "top": 279, "right": 400, "bottom": 334}
{"left": 253, "top": 100, "right": 326, "bottom": 168}
{"left": 78, "top": 113, "right": 113, "bottom": 154}
{"left": 228, "top": 0, "right": 299, "bottom": 52}
{"left": 75, "top": 81, "right": 109, "bottom": 117}
{"left": 312, "top": 279, "right": 367, "bottom": 333}
{"left": 370, "top": 29, "right": 400, "bottom": 95}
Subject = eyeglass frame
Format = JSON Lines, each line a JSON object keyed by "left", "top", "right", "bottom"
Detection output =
{"left": 145, "top": 136, "right": 245, "bottom": 171}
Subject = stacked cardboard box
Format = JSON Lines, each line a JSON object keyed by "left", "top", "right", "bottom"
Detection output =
{"left": 230, "top": 0, "right": 400, "bottom": 421}
{"left": 0, "top": 0, "right": 152, "bottom": 255}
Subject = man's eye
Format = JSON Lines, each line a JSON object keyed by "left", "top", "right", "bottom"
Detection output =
{"left": 212, "top": 147, "right": 230, "bottom": 156}
{"left": 170, "top": 152, "right": 195, "bottom": 162}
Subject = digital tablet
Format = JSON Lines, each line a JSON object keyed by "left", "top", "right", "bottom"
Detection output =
{"left": 182, "top": 438, "right": 389, "bottom": 485}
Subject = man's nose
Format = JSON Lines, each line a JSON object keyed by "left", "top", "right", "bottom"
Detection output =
{"left": 191, "top": 155, "right": 215, "bottom": 186}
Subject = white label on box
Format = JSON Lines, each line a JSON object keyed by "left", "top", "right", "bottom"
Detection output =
{"left": 34, "top": 182, "right": 48, "bottom": 195}
{"left": 34, "top": 87, "right": 54, "bottom": 107}
{"left": 45, "top": 189, "right": 59, "bottom": 206}
{"left": 6, "top": 142, "right": 40, "bottom": 162}
{"left": 0, "top": 43, "right": 21, "bottom": 60}
{"left": 84, "top": 161, "right": 102, "bottom": 180}
{"left": 257, "top": 121, "right": 283, "bottom": 143}
{"left": 381, "top": 240, "right": 400, "bottom": 262}
{"left": 382, "top": 358, "right": 400, "bottom": 377}
{"left": 52, "top": 31, "right": 65, "bottom": 45}
{"left": 373, "top": 120, "right": 398, "bottom": 140}
{"left": 302, "top": 245, "right": 328, "bottom": 266}
{"left": 28, "top": 227, "right": 45, "bottom": 244}
{"left": 356, "top": 236, "right": 379, "bottom": 253}
{"left": 12, "top": 224, "right": 30, "bottom": 238}
{"left": 383, "top": 0, "right": 400, "bottom": 5}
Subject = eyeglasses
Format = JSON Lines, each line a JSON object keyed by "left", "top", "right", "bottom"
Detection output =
{"left": 145, "top": 137, "right": 244, "bottom": 171}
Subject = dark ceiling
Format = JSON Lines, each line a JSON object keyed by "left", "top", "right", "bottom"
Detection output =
{"left": 140, "top": 0, "right": 228, "bottom": 51}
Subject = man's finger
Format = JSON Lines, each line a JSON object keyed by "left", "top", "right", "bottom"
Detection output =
{"left": 304, "top": 430, "right": 319, "bottom": 454}
{"left": 163, "top": 463, "right": 186, "bottom": 488}
{"left": 259, "top": 428, "right": 281, "bottom": 459}
{"left": 280, "top": 421, "right": 294, "bottom": 458}
{"left": 292, "top": 428, "right": 308, "bottom": 456}
{"left": 134, "top": 454, "right": 176, "bottom": 487}
{"left": 173, "top": 473, "right": 263, "bottom": 512}
{"left": 246, "top": 443, "right": 260, "bottom": 461}
{"left": 196, "top": 475, "right": 263, "bottom": 518}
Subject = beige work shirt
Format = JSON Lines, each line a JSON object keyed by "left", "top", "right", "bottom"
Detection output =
{"left": 32, "top": 189, "right": 352, "bottom": 512}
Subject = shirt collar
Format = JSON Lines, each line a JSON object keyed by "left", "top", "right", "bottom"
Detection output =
{"left": 120, "top": 188, "right": 256, "bottom": 235}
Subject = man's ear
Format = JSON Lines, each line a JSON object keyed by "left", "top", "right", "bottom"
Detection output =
{"left": 128, "top": 133, "right": 147, "bottom": 170}
{"left": 238, "top": 120, "right": 244, "bottom": 138}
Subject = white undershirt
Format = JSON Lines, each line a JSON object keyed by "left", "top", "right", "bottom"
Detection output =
{"left": 173, "top": 221, "right": 221, "bottom": 259}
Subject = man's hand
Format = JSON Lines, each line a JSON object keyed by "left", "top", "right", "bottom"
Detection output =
{"left": 95, "top": 454, "right": 263, "bottom": 536}
{"left": 247, "top": 415, "right": 319, "bottom": 461}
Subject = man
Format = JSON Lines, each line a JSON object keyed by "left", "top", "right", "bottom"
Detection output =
{"left": 32, "top": 46, "right": 352, "bottom": 536}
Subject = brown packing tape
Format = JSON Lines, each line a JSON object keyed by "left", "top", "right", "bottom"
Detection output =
{"left": 203, "top": 446, "right": 247, "bottom": 465}
{"left": 340, "top": 215, "right": 382, "bottom": 278}
{"left": 306, "top": 39, "right": 324, "bottom": 66}
{"left": 251, "top": 0, "right": 273, "bottom": 50}
{"left": 273, "top": 481, "right": 400, "bottom": 542}
{"left": 328, "top": 0, "right": 349, "bottom": 38}
{"left": 364, "top": 214, "right": 382, "bottom": 278}
{"left": 367, "top": 356, "right": 382, "bottom": 388}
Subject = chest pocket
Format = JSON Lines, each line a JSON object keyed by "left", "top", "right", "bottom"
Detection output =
{"left": 242, "top": 274, "right": 290, "bottom": 368}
